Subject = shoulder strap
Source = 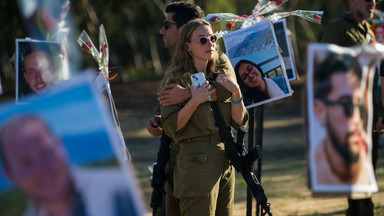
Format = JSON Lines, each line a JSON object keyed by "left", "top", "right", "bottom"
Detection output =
{"left": 210, "top": 102, "right": 245, "bottom": 172}
{"left": 210, "top": 102, "right": 272, "bottom": 216}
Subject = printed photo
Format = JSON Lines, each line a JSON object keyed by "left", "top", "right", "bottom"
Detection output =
{"left": 372, "top": 19, "right": 384, "bottom": 45}
{"left": 15, "top": 39, "right": 65, "bottom": 103}
{"left": 223, "top": 19, "right": 292, "bottom": 109}
{"left": 306, "top": 43, "right": 379, "bottom": 194}
{"left": 0, "top": 76, "right": 2, "bottom": 95}
{"left": 273, "top": 19, "right": 297, "bottom": 81}
{"left": 0, "top": 74, "right": 144, "bottom": 216}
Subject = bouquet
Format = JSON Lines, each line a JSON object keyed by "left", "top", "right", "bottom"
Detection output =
{"left": 206, "top": 0, "right": 323, "bottom": 37}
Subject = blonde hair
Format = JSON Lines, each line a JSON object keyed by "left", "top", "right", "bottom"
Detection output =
{"left": 160, "top": 19, "right": 218, "bottom": 89}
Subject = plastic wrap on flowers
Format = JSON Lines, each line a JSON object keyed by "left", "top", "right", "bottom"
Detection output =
{"left": 206, "top": 0, "right": 286, "bottom": 34}
{"left": 206, "top": 13, "right": 245, "bottom": 34}
{"left": 77, "top": 30, "right": 101, "bottom": 65}
{"left": 267, "top": 10, "right": 323, "bottom": 24}
{"left": 77, "top": 25, "right": 116, "bottom": 80}
{"left": 252, "top": 0, "right": 288, "bottom": 15}
{"left": 206, "top": 13, "right": 264, "bottom": 36}
{"left": 99, "top": 24, "right": 109, "bottom": 79}
{"left": 76, "top": 25, "right": 126, "bottom": 160}
{"left": 206, "top": 1, "right": 323, "bottom": 37}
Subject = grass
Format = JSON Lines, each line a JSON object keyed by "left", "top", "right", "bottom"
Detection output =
{"left": 115, "top": 69, "right": 164, "bottom": 82}
{"left": 133, "top": 95, "right": 384, "bottom": 215}
{"left": 135, "top": 151, "right": 384, "bottom": 215}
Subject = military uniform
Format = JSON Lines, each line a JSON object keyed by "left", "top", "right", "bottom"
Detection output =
{"left": 161, "top": 53, "right": 248, "bottom": 216}
{"left": 322, "top": 12, "right": 375, "bottom": 46}
{"left": 155, "top": 53, "right": 240, "bottom": 216}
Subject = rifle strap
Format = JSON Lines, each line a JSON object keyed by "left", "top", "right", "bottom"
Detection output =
{"left": 210, "top": 102, "right": 234, "bottom": 144}
{"left": 209, "top": 102, "right": 244, "bottom": 172}
{"left": 210, "top": 103, "right": 272, "bottom": 216}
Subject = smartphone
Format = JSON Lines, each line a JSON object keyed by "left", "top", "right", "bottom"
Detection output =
{"left": 190, "top": 72, "right": 206, "bottom": 88}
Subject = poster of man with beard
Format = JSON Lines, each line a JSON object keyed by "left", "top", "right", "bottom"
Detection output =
{"left": 306, "top": 43, "right": 379, "bottom": 194}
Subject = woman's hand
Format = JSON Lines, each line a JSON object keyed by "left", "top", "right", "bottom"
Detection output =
{"left": 215, "top": 74, "right": 240, "bottom": 94}
{"left": 216, "top": 74, "right": 245, "bottom": 125}
{"left": 176, "top": 82, "right": 216, "bottom": 132}
{"left": 190, "top": 81, "right": 216, "bottom": 106}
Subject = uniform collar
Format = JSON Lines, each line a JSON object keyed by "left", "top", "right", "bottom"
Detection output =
{"left": 344, "top": 12, "right": 375, "bottom": 43}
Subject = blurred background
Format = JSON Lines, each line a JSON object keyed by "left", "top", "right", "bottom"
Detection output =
{"left": 2, "top": 0, "right": 384, "bottom": 87}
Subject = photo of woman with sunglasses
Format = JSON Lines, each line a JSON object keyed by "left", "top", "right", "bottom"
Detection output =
{"left": 160, "top": 19, "right": 248, "bottom": 215}
{"left": 307, "top": 44, "right": 378, "bottom": 193}
{"left": 234, "top": 59, "right": 285, "bottom": 105}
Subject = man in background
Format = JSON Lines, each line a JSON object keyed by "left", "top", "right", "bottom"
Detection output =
{"left": 322, "top": 0, "right": 376, "bottom": 46}
{"left": 146, "top": 2, "right": 205, "bottom": 215}
{"left": 147, "top": 1, "right": 239, "bottom": 215}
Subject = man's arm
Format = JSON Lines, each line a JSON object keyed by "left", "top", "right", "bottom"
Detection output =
{"left": 158, "top": 84, "right": 191, "bottom": 106}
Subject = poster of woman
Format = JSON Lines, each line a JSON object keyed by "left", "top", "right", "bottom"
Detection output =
{"left": 223, "top": 19, "right": 292, "bottom": 109}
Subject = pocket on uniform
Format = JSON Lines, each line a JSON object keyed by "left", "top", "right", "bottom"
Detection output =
{"left": 180, "top": 152, "right": 207, "bottom": 163}
{"left": 174, "top": 151, "right": 223, "bottom": 198}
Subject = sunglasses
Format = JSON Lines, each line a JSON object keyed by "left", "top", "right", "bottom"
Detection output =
{"left": 322, "top": 96, "right": 363, "bottom": 118}
{"left": 163, "top": 21, "right": 177, "bottom": 30}
{"left": 195, "top": 35, "right": 218, "bottom": 45}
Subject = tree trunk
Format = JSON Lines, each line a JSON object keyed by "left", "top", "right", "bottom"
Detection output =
{"left": 147, "top": 28, "right": 162, "bottom": 74}
{"left": 80, "top": 0, "right": 99, "bottom": 35}
{"left": 124, "top": 28, "right": 144, "bottom": 70}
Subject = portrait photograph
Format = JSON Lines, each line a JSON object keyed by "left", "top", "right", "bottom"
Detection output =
{"left": 223, "top": 19, "right": 292, "bottom": 109}
{"left": 306, "top": 43, "right": 379, "bottom": 194}
{"left": 273, "top": 19, "right": 297, "bottom": 81}
{"left": 15, "top": 39, "right": 65, "bottom": 103}
{"left": 0, "top": 74, "right": 144, "bottom": 216}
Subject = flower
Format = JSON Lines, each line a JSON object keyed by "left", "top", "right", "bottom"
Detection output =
{"left": 271, "top": 0, "right": 284, "bottom": 6}
{"left": 81, "top": 41, "right": 93, "bottom": 53}
{"left": 209, "top": 16, "right": 219, "bottom": 22}
{"left": 314, "top": 14, "right": 322, "bottom": 23}
{"left": 226, "top": 22, "right": 234, "bottom": 30}
{"left": 100, "top": 43, "right": 108, "bottom": 55}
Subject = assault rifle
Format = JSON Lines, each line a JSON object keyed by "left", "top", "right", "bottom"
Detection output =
{"left": 210, "top": 102, "right": 272, "bottom": 216}
{"left": 150, "top": 133, "right": 171, "bottom": 216}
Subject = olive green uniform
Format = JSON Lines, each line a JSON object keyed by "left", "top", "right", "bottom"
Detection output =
{"left": 161, "top": 54, "right": 248, "bottom": 216}
{"left": 157, "top": 53, "right": 240, "bottom": 216}
{"left": 321, "top": 12, "right": 375, "bottom": 46}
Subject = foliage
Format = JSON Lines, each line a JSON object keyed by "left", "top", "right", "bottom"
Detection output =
{"left": 0, "top": 0, "right": 25, "bottom": 82}
{"left": 0, "top": 0, "right": 363, "bottom": 86}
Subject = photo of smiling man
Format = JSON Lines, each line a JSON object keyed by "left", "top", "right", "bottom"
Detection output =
{"left": 16, "top": 39, "right": 64, "bottom": 103}
{"left": 307, "top": 44, "right": 379, "bottom": 194}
